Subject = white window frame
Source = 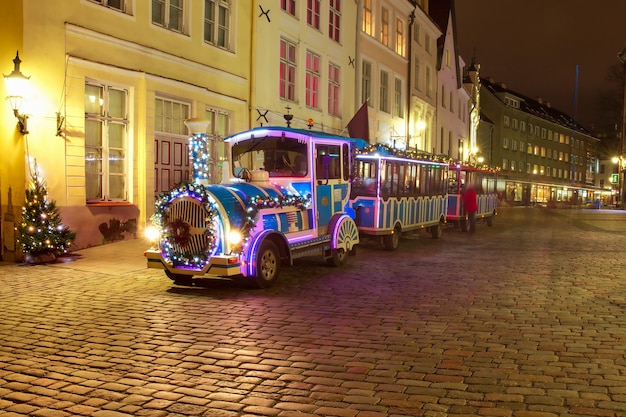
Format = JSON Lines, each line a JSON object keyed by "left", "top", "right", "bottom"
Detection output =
{"left": 329, "top": 0, "right": 341, "bottom": 42}
{"left": 305, "top": 50, "right": 321, "bottom": 109}
{"left": 85, "top": 81, "right": 129, "bottom": 203}
{"left": 152, "top": 0, "right": 184, "bottom": 33}
{"left": 204, "top": 0, "right": 230, "bottom": 50}
{"left": 280, "top": 38, "right": 297, "bottom": 102}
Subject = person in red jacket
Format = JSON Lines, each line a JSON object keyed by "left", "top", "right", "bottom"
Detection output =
{"left": 461, "top": 183, "right": 478, "bottom": 233}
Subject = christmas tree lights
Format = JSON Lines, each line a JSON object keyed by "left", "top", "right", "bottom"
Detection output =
{"left": 16, "top": 164, "right": 76, "bottom": 263}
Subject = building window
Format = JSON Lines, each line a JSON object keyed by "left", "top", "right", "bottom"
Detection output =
{"left": 414, "top": 57, "right": 420, "bottom": 91}
{"left": 85, "top": 82, "right": 128, "bottom": 203}
{"left": 425, "top": 67, "right": 432, "bottom": 97}
{"left": 425, "top": 33, "right": 431, "bottom": 53}
{"left": 280, "top": 39, "right": 297, "bottom": 101}
{"left": 152, "top": 0, "right": 183, "bottom": 32}
{"left": 503, "top": 115, "right": 510, "bottom": 128}
{"left": 90, "top": 0, "right": 126, "bottom": 12}
{"left": 510, "top": 160, "right": 516, "bottom": 171}
{"left": 381, "top": 8, "right": 389, "bottom": 46}
{"left": 362, "top": 0, "right": 372, "bottom": 35}
{"left": 305, "top": 51, "right": 321, "bottom": 109}
{"left": 204, "top": 0, "right": 230, "bottom": 49}
{"left": 512, "top": 118, "right": 519, "bottom": 130}
{"left": 380, "top": 70, "right": 389, "bottom": 113}
{"left": 528, "top": 123, "right": 533, "bottom": 135}
{"left": 281, "top": 0, "right": 296, "bottom": 16}
{"left": 307, "top": 0, "right": 320, "bottom": 29}
{"left": 441, "top": 85, "right": 446, "bottom": 108}
{"left": 395, "top": 18, "right": 404, "bottom": 56}
{"left": 413, "top": 23, "right": 420, "bottom": 43}
{"left": 394, "top": 77, "right": 402, "bottom": 118}
{"left": 512, "top": 139, "right": 518, "bottom": 151}
{"left": 329, "top": 0, "right": 340, "bottom": 42}
{"left": 502, "top": 159, "right": 508, "bottom": 170}
{"left": 527, "top": 143, "right": 533, "bottom": 154}
{"left": 445, "top": 49, "right": 450, "bottom": 67}
{"left": 541, "top": 128, "right": 547, "bottom": 139}
{"left": 449, "top": 91, "right": 454, "bottom": 113}
{"left": 328, "top": 63, "right": 341, "bottom": 116}
{"left": 362, "top": 60, "right": 371, "bottom": 105}
{"left": 502, "top": 137, "right": 509, "bottom": 149}
{"left": 520, "top": 121, "right": 526, "bottom": 132}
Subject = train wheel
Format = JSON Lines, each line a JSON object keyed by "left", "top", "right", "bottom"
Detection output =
{"left": 430, "top": 222, "right": 443, "bottom": 239}
{"left": 328, "top": 248, "right": 349, "bottom": 267}
{"left": 253, "top": 240, "right": 280, "bottom": 288}
{"left": 327, "top": 215, "right": 358, "bottom": 267}
{"left": 383, "top": 227, "right": 401, "bottom": 251}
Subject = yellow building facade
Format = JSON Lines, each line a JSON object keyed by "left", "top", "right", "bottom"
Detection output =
{"left": 0, "top": 0, "right": 253, "bottom": 258}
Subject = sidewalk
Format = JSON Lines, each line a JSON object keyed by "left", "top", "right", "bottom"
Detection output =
{"left": 49, "top": 238, "right": 151, "bottom": 276}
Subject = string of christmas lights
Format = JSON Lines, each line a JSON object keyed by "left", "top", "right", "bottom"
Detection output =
{"left": 16, "top": 163, "right": 76, "bottom": 262}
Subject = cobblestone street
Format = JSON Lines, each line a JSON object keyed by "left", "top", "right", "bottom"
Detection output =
{"left": 2, "top": 207, "right": 626, "bottom": 416}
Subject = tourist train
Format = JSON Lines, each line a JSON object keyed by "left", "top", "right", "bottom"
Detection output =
{"left": 145, "top": 126, "right": 497, "bottom": 287}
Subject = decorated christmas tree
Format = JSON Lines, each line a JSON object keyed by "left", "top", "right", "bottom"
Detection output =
{"left": 17, "top": 163, "right": 76, "bottom": 263}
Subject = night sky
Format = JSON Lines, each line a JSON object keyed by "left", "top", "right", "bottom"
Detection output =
{"left": 454, "top": 0, "right": 626, "bottom": 129}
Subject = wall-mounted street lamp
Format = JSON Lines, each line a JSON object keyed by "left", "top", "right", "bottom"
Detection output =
{"left": 3, "top": 51, "right": 30, "bottom": 135}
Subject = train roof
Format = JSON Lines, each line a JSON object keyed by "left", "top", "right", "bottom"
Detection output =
{"left": 225, "top": 126, "right": 368, "bottom": 147}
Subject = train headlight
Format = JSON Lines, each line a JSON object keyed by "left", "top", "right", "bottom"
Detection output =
{"left": 145, "top": 225, "right": 161, "bottom": 244}
{"left": 228, "top": 230, "right": 243, "bottom": 246}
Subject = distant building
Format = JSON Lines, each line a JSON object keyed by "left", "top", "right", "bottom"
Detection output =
{"left": 479, "top": 77, "right": 601, "bottom": 206}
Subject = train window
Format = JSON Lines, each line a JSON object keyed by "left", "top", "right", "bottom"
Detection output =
{"left": 316, "top": 144, "right": 341, "bottom": 180}
{"left": 342, "top": 144, "right": 350, "bottom": 181}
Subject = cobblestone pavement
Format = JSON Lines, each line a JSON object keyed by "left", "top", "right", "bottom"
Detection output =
{"left": 2, "top": 206, "right": 626, "bottom": 417}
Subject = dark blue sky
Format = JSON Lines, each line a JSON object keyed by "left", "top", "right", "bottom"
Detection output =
{"left": 455, "top": 0, "right": 626, "bottom": 128}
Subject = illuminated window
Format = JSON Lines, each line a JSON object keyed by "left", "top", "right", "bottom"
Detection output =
{"left": 280, "top": 39, "right": 297, "bottom": 101}
{"left": 502, "top": 137, "right": 509, "bottom": 149}
{"left": 328, "top": 63, "right": 341, "bottom": 116}
{"left": 307, "top": 0, "right": 320, "bottom": 29}
{"left": 362, "top": 0, "right": 372, "bottom": 35}
{"left": 395, "top": 18, "right": 404, "bottom": 55}
{"left": 329, "top": 0, "right": 341, "bottom": 42}
{"left": 281, "top": 0, "right": 296, "bottom": 15}
{"left": 381, "top": 8, "right": 389, "bottom": 46}
{"left": 204, "top": 108, "right": 230, "bottom": 183}
{"left": 305, "top": 51, "right": 320, "bottom": 109}
{"left": 85, "top": 82, "right": 129, "bottom": 203}
{"left": 503, "top": 115, "right": 510, "bottom": 127}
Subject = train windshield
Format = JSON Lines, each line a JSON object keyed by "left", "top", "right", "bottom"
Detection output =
{"left": 232, "top": 137, "right": 308, "bottom": 177}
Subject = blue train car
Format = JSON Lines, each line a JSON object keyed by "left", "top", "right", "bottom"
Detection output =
{"left": 146, "top": 126, "right": 359, "bottom": 288}
{"left": 447, "top": 163, "right": 498, "bottom": 230}
{"left": 349, "top": 145, "right": 448, "bottom": 250}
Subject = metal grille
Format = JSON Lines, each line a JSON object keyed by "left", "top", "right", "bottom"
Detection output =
{"left": 167, "top": 196, "right": 211, "bottom": 257}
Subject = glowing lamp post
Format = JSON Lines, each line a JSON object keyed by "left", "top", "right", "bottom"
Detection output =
{"left": 185, "top": 118, "right": 211, "bottom": 185}
{"left": 3, "top": 51, "right": 30, "bottom": 134}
